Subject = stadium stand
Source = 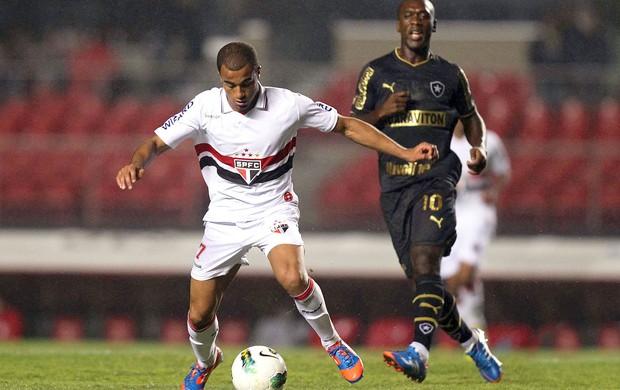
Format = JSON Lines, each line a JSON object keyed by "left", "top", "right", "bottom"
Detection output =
{"left": 364, "top": 317, "right": 412, "bottom": 348}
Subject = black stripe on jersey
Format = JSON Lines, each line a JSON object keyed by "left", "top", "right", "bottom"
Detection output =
{"left": 199, "top": 155, "right": 295, "bottom": 185}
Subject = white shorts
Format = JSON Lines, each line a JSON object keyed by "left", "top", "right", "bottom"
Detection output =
{"left": 441, "top": 202, "right": 497, "bottom": 280}
{"left": 191, "top": 206, "right": 304, "bottom": 281}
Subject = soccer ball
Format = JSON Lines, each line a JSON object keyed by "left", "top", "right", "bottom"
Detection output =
{"left": 231, "top": 345, "right": 287, "bottom": 390}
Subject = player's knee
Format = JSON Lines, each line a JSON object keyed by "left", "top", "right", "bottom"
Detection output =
{"left": 188, "top": 305, "right": 216, "bottom": 329}
{"left": 278, "top": 271, "right": 307, "bottom": 295}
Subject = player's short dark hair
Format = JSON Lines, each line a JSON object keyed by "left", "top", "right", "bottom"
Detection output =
{"left": 216, "top": 42, "right": 259, "bottom": 74}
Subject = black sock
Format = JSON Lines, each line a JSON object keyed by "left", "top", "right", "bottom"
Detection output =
{"left": 411, "top": 274, "right": 445, "bottom": 350}
{"left": 439, "top": 289, "right": 473, "bottom": 343}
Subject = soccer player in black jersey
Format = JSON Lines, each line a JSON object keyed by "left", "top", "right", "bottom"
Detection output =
{"left": 351, "top": 0, "right": 503, "bottom": 383}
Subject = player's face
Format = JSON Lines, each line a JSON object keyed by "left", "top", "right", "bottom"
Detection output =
{"left": 397, "top": 0, "right": 434, "bottom": 52}
{"left": 220, "top": 64, "right": 261, "bottom": 113}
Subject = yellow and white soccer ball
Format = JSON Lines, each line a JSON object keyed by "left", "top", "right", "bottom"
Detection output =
{"left": 231, "top": 345, "right": 287, "bottom": 390}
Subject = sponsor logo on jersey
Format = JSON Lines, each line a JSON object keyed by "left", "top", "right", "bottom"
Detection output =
{"left": 387, "top": 110, "right": 446, "bottom": 128}
{"left": 271, "top": 220, "right": 289, "bottom": 234}
{"left": 385, "top": 161, "right": 431, "bottom": 176}
{"left": 316, "top": 102, "right": 333, "bottom": 111}
{"left": 353, "top": 66, "right": 374, "bottom": 110}
{"left": 161, "top": 100, "right": 194, "bottom": 130}
{"left": 430, "top": 81, "right": 445, "bottom": 98}
{"left": 283, "top": 191, "right": 293, "bottom": 202}
{"left": 234, "top": 159, "right": 261, "bottom": 184}
{"left": 430, "top": 215, "right": 444, "bottom": 228}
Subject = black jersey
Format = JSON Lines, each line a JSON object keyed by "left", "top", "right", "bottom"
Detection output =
{"left": 352, "top": 49, "right": 476, "bottom": 192}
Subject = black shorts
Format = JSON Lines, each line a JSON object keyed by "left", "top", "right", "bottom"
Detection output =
{"left": 381, "top": 177, "right": 457, "bottom": 279}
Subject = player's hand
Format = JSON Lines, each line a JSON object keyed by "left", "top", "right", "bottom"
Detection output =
{"left": 379, "top": 91, "right": 409, "bottom": 117}
{"left": 404, "top": 142, "right": 439, "bottom": 162}
{"left": 467, "top": 146, "right": 487, "bottom": 175}
{"left": 116, "top": 162, "right": 145, "bottom": 190}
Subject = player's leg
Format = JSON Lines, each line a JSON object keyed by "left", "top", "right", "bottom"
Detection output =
{"left": 267, "top": 243, "right": 364, "bottom": 383}
{"left": 456, "top": 279, "right": 488, "bottom": 330}
{"left": 183, "top": 221, "right": 250, "bottom": 390}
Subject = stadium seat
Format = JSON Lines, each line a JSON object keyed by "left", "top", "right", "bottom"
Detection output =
{"left": 218, "top": 318, "right": 250, "bottom": 345}
{"left": 99, "top": 95, "right": 146, "bottom": 134}
{"left": 364, "top": 317, "right": 412, "bottom": 348}
{"left": 0, "top": 306, "right": 24, "bottom": 340}
{"left": 160, "top": 318, "right": 187, "bottom": 344}
{"left": 61, "top": 90, "right": 108, "bottom": 134}
{"left": 23, "top": 87, "right": 68, "bottom": 134}
{"left": 486, "top": 323, "right": 536, "bottom": 349}
{"left": 480, "top": 95, "right": 517, "bottom": 138}
{"left": 316, "top": 150, "right": 382, "bottom": 229}
{"left": 104, "top": 315, "right": 137, "bottom": 342}
{"left": 53, "top": 316, "right": 85, "bottom": 341}
{"left": 596, "top": 323, "right": 620, "bottom": 350}
{"left": 594, "top": 98, "right": 620, "bottom": 140}
{"left": 536, "top": 322, "right": 582, "bottom": 350}
{"left": 83, "top": 149, "right": 201, "bottom": 228}
{"left": 557, "top": 99, "right": 591, "bottom": 140}
{"left": 137, "top": 97, "right": 182, "bottom": 135}
{"left": 308, "top": 316, "right": 362, "bottom": 347}
{"left": 0, "top": 97, "right": 30, "bottom": 134}
{"left": 514, "top": 98, "right": 555, "bottom": 140}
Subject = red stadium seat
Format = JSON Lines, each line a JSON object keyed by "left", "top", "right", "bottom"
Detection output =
{"left": 62, "top": 90, "right": 108, "bottom": 134}
{"left": 100, "top": 96, "right": 146, "bottom": 134}
{"left": 536, "top": 322, "right": 582, "bottom": 350}
{"left": 594, "top": 98, "right": 620, "bottom": 140}
{"left": 161, "top": 318, "right": 187, "bottom": 344}
{"left": 557, "top": 99, "right": 591, "bottom": 140}
{"left": 0, "top": 306, "right": 24, "bottom": 340}
{"left": 53, "top": 316, "right": 85, "bottom": 341}
{"left": 104, "top": 315, "right": 137, "bottom": 342}
{"left": 83, "top": 148, "right": 201, "bottom": 228}
{"left": 597, "top": 323, "right": 620, "bottom": 350}
{"left": 218, "top": 318, "right": 250, "bottom": 345}
{"left": 364, "top": 317, "right": 412, "bottom": 348}
{"left": 317, "top": 150, "right": 382, "bottom": 229}
{"left": 515, "top": 98, "right": 555, "bottom": 140}
{"left": 0, "top": 97, "right": 30, "bottom": 134}
{"left": 309, "top": 317, "right": 362, "bottom": 347}
{"left": 487, "top": 323, "right": 536, "bottom": 349}
{"left": 137, "top": 97, "right": 182, "bottom": 135}
{"left": 481, "top": 95, "right": 517, "bottom": 138}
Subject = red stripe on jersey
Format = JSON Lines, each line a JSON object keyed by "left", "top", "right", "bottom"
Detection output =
{"left": 293, "top": 278, "right": 315, "bottom": 301}
{"left": 194, "top": 137, "right": 296, "bottom": 169}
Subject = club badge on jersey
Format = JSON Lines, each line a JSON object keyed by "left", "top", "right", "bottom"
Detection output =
{"left": 271, "top": 221, "right": 289, "bottom": 234}
{"left": 234, "top": 148, "right": 262, "bottom": 184}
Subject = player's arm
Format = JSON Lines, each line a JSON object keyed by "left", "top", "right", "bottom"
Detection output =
{"left": 460, "top": 110, "right": 487, "bottom": 175}
{"left": 332, "top": 115, "right": 438, "bottom": 163}
{"left": 116, "top": 135, "right": 170, "bottom": 190}
{"left": 352, "top": 91, "right": 409, "bottom": 126}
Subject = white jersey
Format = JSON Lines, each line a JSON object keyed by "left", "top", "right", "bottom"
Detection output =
{"left": 441, "top": 130, "right": 510, "bottom": 279}
{"left": 155, "top": 84, "right": 338, "bottom": 223}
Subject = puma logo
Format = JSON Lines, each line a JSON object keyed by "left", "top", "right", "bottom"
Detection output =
{"left": 430, "top": 215, "right": 443, "bottom": 228}
{"left": 420, "top": 302, "right": 442, "bottom": 315}
{"left": 382, "top": 82, "right": 396, "bottom": 93}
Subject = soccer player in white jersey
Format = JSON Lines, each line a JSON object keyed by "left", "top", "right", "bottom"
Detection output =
{"left": 441, "top": 120, "right": 511, "bottom": 329}
{"left": 116, "top": 42, "right": 439, "bottom": 389}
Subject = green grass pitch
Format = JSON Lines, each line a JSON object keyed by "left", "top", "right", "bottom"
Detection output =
{"left": 0, "top": 341, "right": 619, "bottom": 389}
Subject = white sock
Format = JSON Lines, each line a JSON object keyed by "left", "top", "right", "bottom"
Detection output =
{"left": 460, "top": 331, "right": 477, "bottom": 351}
{"left": 292, "top": 278, "right": 339, "bottom": 349}
{"left": 409, "top": 341, "right": 429, "bottom": 363}
{"left": 187, "top": 314, "right": 219, "bottom": 368}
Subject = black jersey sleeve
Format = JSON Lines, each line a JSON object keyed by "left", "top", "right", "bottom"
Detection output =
{"left": 351, "top": 64, "right": 379, "bottom": 115}
{"left": 452, "top": 67, "right": 477, "bottom": 117}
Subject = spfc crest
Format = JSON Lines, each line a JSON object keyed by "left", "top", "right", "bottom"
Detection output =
{"left": 271, "top": 220, "right": 289, "bottom": 234}
{"left": 430, "top": 81, "right": 445, "bottom": 98}
{"left": 234, "top": 159, "right": 261, "bottom": 184}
